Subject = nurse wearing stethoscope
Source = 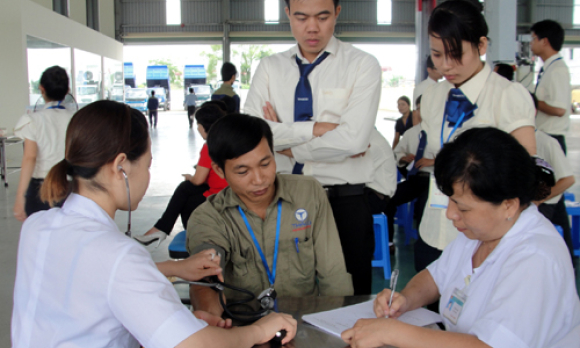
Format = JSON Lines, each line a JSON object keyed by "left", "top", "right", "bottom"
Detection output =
{"left": 414, "top": 0, "right": 538, "bottom": 268}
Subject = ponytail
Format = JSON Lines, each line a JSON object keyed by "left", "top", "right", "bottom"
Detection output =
{"left": 41, "top": 159, "right": 72, "bottom": 207}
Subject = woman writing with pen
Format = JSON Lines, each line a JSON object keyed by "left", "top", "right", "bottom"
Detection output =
{"left": 341, "top": 128, "right": 580, "bottom": 348}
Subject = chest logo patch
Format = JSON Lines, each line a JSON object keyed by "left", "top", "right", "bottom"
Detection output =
{"left": 295, "top": 209, "right": 308, "bottom": 222}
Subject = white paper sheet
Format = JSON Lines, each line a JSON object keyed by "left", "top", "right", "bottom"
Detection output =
{"left": 302, "top": 300, "right": 442, "bottom": 337}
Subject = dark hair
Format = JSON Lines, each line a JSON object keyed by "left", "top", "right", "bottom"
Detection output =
{"left": 207, "top": 114, "right": 273, "bottom": 171}
{"left": 428, "top": 0, "right": 488, "bottom": 63}
{"left": 426, "top": 56, "right": 435, "bottom": 69}
{"left": 189, "top": 87, "right": 194, "bottom": 93}
{"left": 398, "top": 96, "right": 411, "bottom": 107}
{"left": 415, "top": 95, "right": 422, "bottom": 107}
{"left": 221, "top": 62, "right": 237, "bottom": 82}
{"left": 151, "top": 90, "right": 155, "bottom": 96}
{"left": 531, "top": 20, "right": 564, "bottom": 52}
{"left": 41, "top": 101, "right": 149, "bottom": 206}
{"left": 434, "top": 127, "right": 548, "bottom": 208}
{"left": 40, "top": 66, "right": 69, "bottom": 101}
{"left": 285, "top": 0, "right": 339, "bottom": 8}
{"left": 195, "top": 103, "right": 227, "bottom": 133}
{"left": 494, "top": 63, "right": 514, "bottom": 81}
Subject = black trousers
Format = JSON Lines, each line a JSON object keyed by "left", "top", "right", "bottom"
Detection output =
{"left": 539, "top": 197, "right": 574, "bottom": 261}
{"left": 384, "top": 174, "right": 430, "bottom": 243}
{"left": 328, "top": 194, "right": 374, "bottom": 295}
{"left": 148, "top": 110, "right": 158, "bottom": 127}
{"left": 548, "top": 134, "right": 567, "bottom": 155}
{"left": 25, "top": 178, "right": 51, "bottom": 217}
{"left": 154, "top": 181, "right": 209, "bottom": 234}
{"left": 187, "top": 106, "right": 196, "bottom": 128}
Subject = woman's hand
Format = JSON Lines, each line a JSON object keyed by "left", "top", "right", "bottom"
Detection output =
{"left": 415, "top": 158, "right": 435, "bottom": 170}
{"left": 374, "top": 288, "right": 408, "bottom": 319}
{"left": 174, "top": 249, "right": 222, "bottom": 281}
{"left": 341, "top": 318, "right": 392, "bottom": 348}
{"left": 182, "top": 174, "right": 194, "bottom": 182}
{"left": 252, "top": 312, "right": 297, "bottom": 345}
{"left": 13, "top": 196, "right": 27, "bottom": 222}
{"left": 193, "top": 310, "right": 232, "bottom": 328}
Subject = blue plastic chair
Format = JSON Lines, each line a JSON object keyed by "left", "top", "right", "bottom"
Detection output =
{"left": 168, "top": 230, "right": 189, "bottom": 259}
{"left": 394, "top": 200, "right": 418, "bottom": 245}
{"left": 372, "top": 214, "right": 391, "bottom": 280}
{"left": 566, "top": 204, "right": 580, "bottom": 257}
{"left": 564, "top": 192, "right": 575, "bottom": 202}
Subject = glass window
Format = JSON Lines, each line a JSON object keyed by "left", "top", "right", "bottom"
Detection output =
{"left": 86, "top": 0, "right": 100, "bottom": 31}
{"left": 26, "top": 36, "right": 72, "bottom": 109}
{"left": 166, "top": 0, "right": 181, "bottom": 25}
{"left": 53, "top": 0, "right": 69, "bottom": 17}
{"left": 265, "top": 0, "right": 280, "bottom": 24}
{"left": 74, "top": 49, "right": 103, "bottom": 106}
{"left": 104, "top": 57, "right": 124, "bottom": 102}
{"left": 377, "top": 0, "right": 392, "bottom": 25}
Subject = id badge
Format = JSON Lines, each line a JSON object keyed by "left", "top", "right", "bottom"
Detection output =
{"left": 428, "top": 174, "right": 449, "bottom": 209}
{"left": 442, "top": 288, "right": 467, "bottom": 325}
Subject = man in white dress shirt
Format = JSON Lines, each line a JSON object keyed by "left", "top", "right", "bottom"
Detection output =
{"left": 244, "top": 0, "right": 382, "bottom": 294}
{"left": 531, "top": 19, "right": 571, "bottom": 154}
{"left": 412, "top": 56, "right": 442, "bottom": 109}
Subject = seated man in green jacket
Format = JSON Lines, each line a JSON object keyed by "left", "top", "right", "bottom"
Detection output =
{"left": 187, "top": 114, "right": 353, "bottom": 322}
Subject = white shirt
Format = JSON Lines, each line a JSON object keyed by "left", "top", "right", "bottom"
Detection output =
{"left": 12, "top": 194, "right": 206, "bottom": 348}
{"left": 392, "top": 124, "right": 435, "bottom": 174}
{"left": 244, "top": 36, "right": 382, "bottom": 186}
{"left": 14, "top": 102, "right": 75, "bottom": 178}
{"left": 427, "top": 205, "right": 580, "bottom": 348}
{"left": 367, "top": 129, "right": 397, "bottom": 197}
{"left": 412, "top": 77, "right": 438, "bottom": 109}
{"left": 419, "top": 63, "right": 536, "bottom": 250}
{"left": 535, "top": 53, "right": 571, "bottom": 135}
{"left": 536, "top": 130, "right": 573, "bottom": 204}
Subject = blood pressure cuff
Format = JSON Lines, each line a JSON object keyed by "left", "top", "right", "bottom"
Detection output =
{"left": 192, "top": 243, "right": 227, "bottom": 269}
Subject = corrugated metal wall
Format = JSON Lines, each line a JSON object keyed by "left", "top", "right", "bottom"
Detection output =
{"left": 120, "top": 0, "right": 580, "bottom": 42}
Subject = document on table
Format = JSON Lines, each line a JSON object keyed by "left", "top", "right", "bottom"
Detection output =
{"left": 302, "top": 300, "right": 442, "bottom": 337}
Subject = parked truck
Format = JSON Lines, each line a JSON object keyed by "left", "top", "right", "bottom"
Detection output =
{"left": 146, "top": 65, "right": 171, "bottom": 111}
{"left": 124, "top": 62, "right": 136, "bottom": 88}
{"left": 184, "top": 65, "right": 211, "bottom": 107}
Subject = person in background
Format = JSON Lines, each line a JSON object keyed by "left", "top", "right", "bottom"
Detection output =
{"left": 342, "top": 127, "right": 580, "bottom": 348}
{"left": 12, "top": 101, "right": 297, "bottom": 348}
{"left": 184, "top": 87, "right": 197, "bottom": 129}
{"left": 365, "top": 129, "right": 397, "bottom": 224}
{"left": 212, "top": 62, "right": 240, "bottom": 113}
{"left": 187, "top": 114, "right": 353, "bottom": 324}
{"left": 418, "top": 0, "right": 537, "bottom": 271}
{"left": 412, "top": 56, "right": 442, "bottom": 109}
{"left": 13, "top": 66, "right": 75, "bottom": 221}
{"left": 147, "top": 90, "right": 159, "bottom": 128}
{"left": 392, "top": 96, "right": 413, "bottom": 149}
{"left": 531, "top": 19, "right": 571, "bottom": 154}
{"left": 493, "top": 63, "right": 514, "bottom": 81}
{"left": 140, "top": 103, "right": 229, "bottom": 243}
{"left": 244, "top": 0, "right": 382, "bottom": 295}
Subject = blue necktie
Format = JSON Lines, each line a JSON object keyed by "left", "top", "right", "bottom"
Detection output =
{"left": 292, "top": 52, "right": 330, "bottom": 174}
{"left": 444, "top": 88, "right": 477, "bottom": 127}
{"left": 408, "top": 130, "right": 427, "bottom": 177}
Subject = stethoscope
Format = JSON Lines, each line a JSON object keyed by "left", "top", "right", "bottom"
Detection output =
{"left": 118, "top": 166, "right": 132, "bottom": 237}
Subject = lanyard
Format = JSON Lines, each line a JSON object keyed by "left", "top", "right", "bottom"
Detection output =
{"left": 535, "top": 57, "right": 562, "bottom": 93}
{"left": 440, "top": 112, "right": 466, "bottom": 148}
{"left": 237, "top": 200, "right": 282, "bottom": 286}
{"left": 47, "top": 101, "right": 65, "bottom": 110}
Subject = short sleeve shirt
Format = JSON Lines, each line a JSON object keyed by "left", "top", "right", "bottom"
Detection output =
{"left": 427, "top": 205, "right": 580, "bottom": 348}
{"left": 197, "top": 143, "right": 228, "bottom": 197}
{"left": 14, "top": 102, "right": 74, "bottom": 178}
{"left": 535, "top": 53, "right": 571, "bottom": 135}
{"left": 536, "top": 130, "right": 573, "bottom": 204}
{"left": 12, "top": 194, "right": 207, "bottom": 348}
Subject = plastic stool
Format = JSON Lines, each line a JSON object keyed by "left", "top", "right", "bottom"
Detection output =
{"left": 394, "top": 201, "right": 418, "bottom": 245}
{"left": 553, "top": 225, "right": 564, "bottom": 238}
{"left": 566, "top": 204, "right": 580, "bottom": 257}
{"left": 168, "top": 230, "right": 189, "bottom": 259}
{"left": 372, "top": 214, "right": 391, "bottom": 280}
{"left": 564, "top": 192, "right": 575, "bottom": 202}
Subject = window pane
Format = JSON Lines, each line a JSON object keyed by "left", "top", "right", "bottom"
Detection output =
{"left": 167, "top": 0, "right": 181, "bottom": 25}
{"left": 377, "top": 0, "right": 392, "bottom": 25}
{"left": 265, "top": 0, "right": 280, "bottom": 23}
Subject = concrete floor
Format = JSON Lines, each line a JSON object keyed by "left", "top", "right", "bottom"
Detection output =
{"left": 1, "top": 110, "right": 579, "bottom": 346}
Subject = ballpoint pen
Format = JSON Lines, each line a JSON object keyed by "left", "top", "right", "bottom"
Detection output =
{"left": 386, "top": 269, "right": 399, "bottom": 318}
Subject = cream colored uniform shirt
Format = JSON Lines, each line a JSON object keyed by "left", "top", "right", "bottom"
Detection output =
{"left": 419, "top": 63, "right": 536, "bottom": 250}
{"left": 367, "top": 129, "right": 397, "bottom": 197}
{"left": 412, "top": 77, "right": 438, "bottom": 108}
{"left": 244, "top": 36, "right": 382, "bottom": 186}
{"left": 392, "top": 124, "right": 435, "bottom": 174}
{"left": 14, "top": 101, "right": 74, "bottom": 178}
{"left": 535, "top": 53, "right": 571, "bottom": 135}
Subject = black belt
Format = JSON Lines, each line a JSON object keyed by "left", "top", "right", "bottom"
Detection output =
{"left": 323, "top": 184, "right": 366, "bottom": 198}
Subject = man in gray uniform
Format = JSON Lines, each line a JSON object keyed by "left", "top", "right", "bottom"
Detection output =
{"left": 187, "top": 114, "right": 353, "bottom": 322}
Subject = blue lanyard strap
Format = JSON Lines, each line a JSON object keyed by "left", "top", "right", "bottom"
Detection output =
{"left": 47, "top": 101, "right": 65, "bottom": 110}
{"left": 440, "top": 112, "right": 466, "bottom": 148}
{"left": 237, "top": 199, "right": 282, "bottom": 286}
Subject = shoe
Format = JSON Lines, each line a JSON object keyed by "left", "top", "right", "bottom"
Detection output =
{"left": 133, "top": 231, "right": 167, "bottom": 247}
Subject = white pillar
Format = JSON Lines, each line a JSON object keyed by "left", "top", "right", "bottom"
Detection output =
{"left": 484, "top": 0, "right": 517, "bottom": 64}
{"left": 415, "top": 0, "right": 435, "bottom": 84}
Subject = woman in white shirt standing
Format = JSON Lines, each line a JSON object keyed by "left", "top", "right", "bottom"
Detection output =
{"left": 11, "top": 101, "right": 296, "bottom": 348}
{"left": 415, "top": 0, "right": 538, "bottom": 271}
{"left": 342, "top": 127, "right": 580, "bottom": 348}
{"left": 13, "top": 66, "right": 75, "bottom": 221}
